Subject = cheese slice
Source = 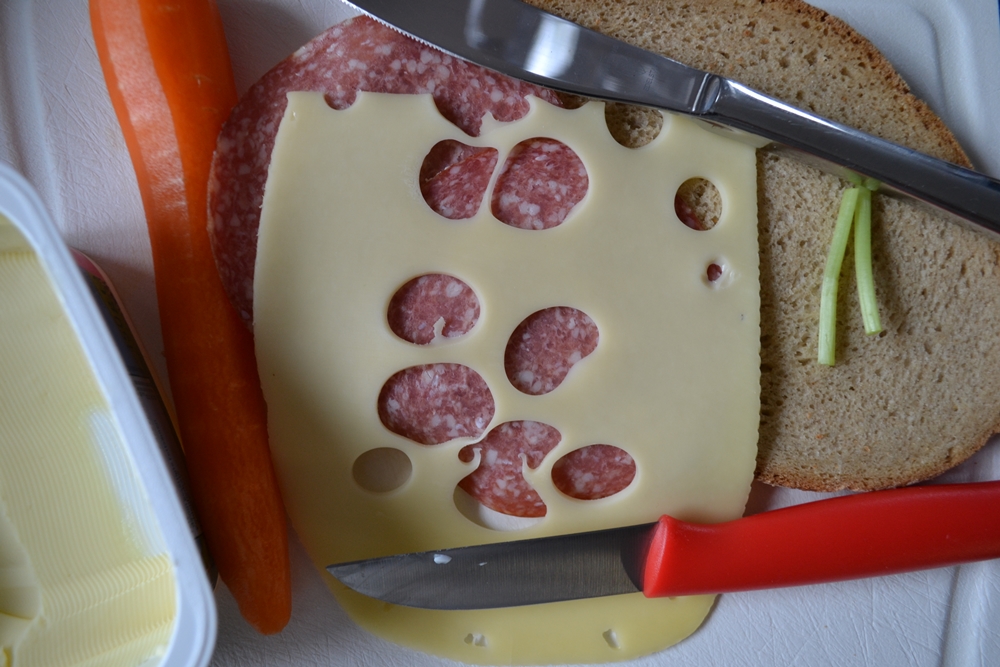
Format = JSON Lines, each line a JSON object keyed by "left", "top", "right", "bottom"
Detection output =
{"left": 254, "top": 92, "right": 760, "bottom": 663}
{"left": 0, "top": 215, "right": 176, "bottom": 667}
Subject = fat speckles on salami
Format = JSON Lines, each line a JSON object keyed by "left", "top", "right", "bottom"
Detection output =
{"left": 387, "top": 274, "right": 481, "bottom": 344}
{"left": 492, "top": 139, "right": 589, "bottom": 230}
{"left": 459, "top": 421, "right": 561, "bottom": 518}
{"left": 505, "top": 307, "right": 599, "bottom": 395}
{"left": 420, "top": 141, "right": 499, "bottom": 220}
{"left": 378, "top": 364, "right": 495, "bottom": 445}
{"left": 208, "top": 16, "right": 561, "bottom": 323}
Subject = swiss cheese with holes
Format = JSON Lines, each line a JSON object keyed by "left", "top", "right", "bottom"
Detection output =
{"left": 254, "top": 91, "right": 760, "bottom": 664}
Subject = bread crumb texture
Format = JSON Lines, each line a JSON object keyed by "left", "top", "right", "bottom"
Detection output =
{"left": 532, "top": 0, "right": 999, "bottom": 491}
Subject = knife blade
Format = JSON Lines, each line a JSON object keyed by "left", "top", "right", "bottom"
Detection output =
{"left": 327, "top": 481, "right": 1000, "bottom": 609}
{"left": 343, "top": 0, "right": 1000, "bottom": 239}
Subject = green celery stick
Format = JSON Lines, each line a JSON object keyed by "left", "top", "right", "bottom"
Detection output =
{"left": 854, "top": 187, "right": 882, "bottom": 335}
{"left": 818, "top": 187, "right": 861, "bottom": 366}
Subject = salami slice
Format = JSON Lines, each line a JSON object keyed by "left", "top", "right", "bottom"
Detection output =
{"left": 551, "top": 445, "right": 637, "bottom": 500}
{"left": 505, "top": 307, "right": 599, "bottom": 395}
{"left": 458, "top": 421, "right": 562, "bottom": 518}
{"left": 420, "top": 141, "right": 498, "bottom": 220}
{"left": 378, "top": 364, "right": 495, "bottom": 445}
{"left": 491, "top": 138, "right": 589, "bottom": 230}
{"left": 387, "top": 274, "right": 480, "bottom": 345}
{"left": 208, "top": 15, "right": 562, "bottom": 323}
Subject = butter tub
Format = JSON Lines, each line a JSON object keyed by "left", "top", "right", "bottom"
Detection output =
{"left": 0, "top": 162, "right": 216, "bottom": 667}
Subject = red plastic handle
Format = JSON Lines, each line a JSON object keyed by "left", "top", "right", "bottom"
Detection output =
{"left": 643, "top": 481, "right": 1000, "bottom": 597}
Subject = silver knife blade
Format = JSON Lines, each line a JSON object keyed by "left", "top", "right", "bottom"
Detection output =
{"left": 344, "top": 0, "right": 1000, "bottom": 239}
{"left": 327, "top": 522, "right": 656, "bottom": 609}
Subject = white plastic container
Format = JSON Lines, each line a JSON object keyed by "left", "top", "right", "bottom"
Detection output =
{"left": 0, "top": 160, "right": 216, "bottom": 667}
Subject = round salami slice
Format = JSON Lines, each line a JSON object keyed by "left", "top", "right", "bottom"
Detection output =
{"left": 491, "top": 138, "right": 589, "bottom": 230}
{"left": 505, "top": 307, "right": 599, "bottom": 395}
{"left": 387, "top": 274, "right": 480, "bottom": 345}
{"left": 420, "top": 140, "right": 499, "bottom": 220}
{"left": 208, "top": 15, "right": 562, "bottom": 323}
{"left": 551, "top": 444, "right": 637, "bottom": 500}
{"left": 378, "top": 364, "right": 495, "bottom": 445}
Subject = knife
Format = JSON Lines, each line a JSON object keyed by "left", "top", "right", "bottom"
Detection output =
{"left": 343, "top": 0, "right": 1000, "bottom": 239}
{"left": 327, "top": 481, "right": 1000, "bottom": 609}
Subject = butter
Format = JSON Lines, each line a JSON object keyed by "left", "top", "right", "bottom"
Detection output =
{"left": 254, "top": 92, "right": 760, "bottom": 663}
{"left": 0, "top": 215, "right": 176, "bottom": 667}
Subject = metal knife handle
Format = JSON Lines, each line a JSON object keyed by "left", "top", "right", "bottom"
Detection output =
{"left": 700, "top": 79, "right": 1000, "bottom": 238}
{"left": 644, "top": 481, "right": 1000, "bottom": 597}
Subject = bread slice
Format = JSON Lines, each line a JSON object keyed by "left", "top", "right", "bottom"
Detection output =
{"left": 530, "top": 0, "right": 1000, "bottom": 491}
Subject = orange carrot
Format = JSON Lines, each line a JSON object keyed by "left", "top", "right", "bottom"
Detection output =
{"left": 90, "top": 0, "right": 291, "bottom": 634}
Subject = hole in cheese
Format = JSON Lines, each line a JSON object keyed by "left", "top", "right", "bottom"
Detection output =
{"left": 464, "top": 632, "right": 488, "bottom": 647}
{"left": 419, "top": 140, "right": 499, "bottom": 220}
{"left": 352, "top": 447, "right": 413, "bottom": 493}
{"left": 704, "top": 258, "right": 734, "bottom": 288}
{"left": 490, "top": 138, "right": 588, "bottom": 230}
{"left": 387, "top": 274, "right": 480, "bottom": 344}
{"left": 675, "top": 177, "right": 722, "bottom": 231}
{"left": 504, "top": 307, "right": 599, "bottom": 396}
{"left": 377, "top": 364, "right": 495, "bottom": 445}
{"left": 604, "top": 103, "right": 664, "bottom": 148}
{"left": 457, "top": 420, "right": 561, "bottom": 518}
{"left": 707, "top": 263, "right": 724, "bottom": 283}
{"left": 452, "top": 486, "right": 543, "bottom": 531}
{"left": 551, "top": 445, "right": 636, "bottom": 500}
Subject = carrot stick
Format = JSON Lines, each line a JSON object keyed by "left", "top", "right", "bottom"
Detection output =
{"left": 90, "top": 0, "right": 291, "bottom": 634}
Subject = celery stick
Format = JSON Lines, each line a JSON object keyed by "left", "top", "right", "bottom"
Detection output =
{"left": 818, "top": 187, "right": 861, "bottom": 366}
{"left": 854, "top": 187, "right": 882, "bottom": 334}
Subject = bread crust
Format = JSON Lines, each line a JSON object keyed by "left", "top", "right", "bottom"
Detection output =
{"left": 530, "top": 0, "right": 1000, "bottom": 491}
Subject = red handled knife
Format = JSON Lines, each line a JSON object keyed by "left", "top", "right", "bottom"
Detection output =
{"left": 327, "top": 481, "right": 1000, "bottom": 609}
